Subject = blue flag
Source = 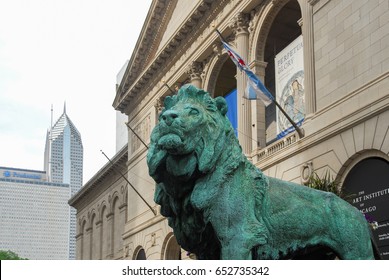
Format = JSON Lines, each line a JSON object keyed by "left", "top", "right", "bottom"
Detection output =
{"left": 218, "top": 33, "right": 274, "bottom": 106}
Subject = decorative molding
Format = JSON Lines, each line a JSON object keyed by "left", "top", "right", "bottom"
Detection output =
{"left": 249, "top": 60, "right": 268, "bottom": 77}
{"left": 297, "top": 17, "right": 303, "bottom": 27}
{"left": 186, "top": 61, "right": 203, "bottom": 81}
{"left": 301, "top": 161, "right": 313, "bottom": 185}
{"left": 151, "top": 232, "right": 157, "bottom": 247}
{"left": 212, "top": 42, "right": 222, "bottom": 58}
{"left": 308, "top": 0, "right": 320, "bottom": 6}
{"left": 119, "top": 202, "right": 128, "bottom": 210}
{"left": 310, "top": 0, "right": 331, "bottom": 14}
{"left": 114, "top": 0, "right": 228, "bottom": 113}
{"left": 130, "top": 114, "right": 151, "bottom": 154}
{"left": 154, "top": 97, "right": 164, "bottom": 114}
{"left": 75, "top": 233, "right": 83, "bottom": 239}
{"left": 69, "top": 146, "right": 128, "bottom": 208}
{"left": 203, "top": 52, "right": 229, "bottom": 95}
{"left": 124, "top": 245, "right": 130, "bottom": 258}
{"left": 117, "top": 0, "right": 172, "bottom": 96}
{"left": 252, "top": 132, "right": 298, "bottom": 163}
{"left": 123, "top": 215, "right": 166, "bottom": 240}
{"left": 230, "top": 12, "right": 250, "bottom": 36}
{"left": 250, "top": 0, "right": 290, "bottom": 61}
{"left": 337, "top": 150, "right": 389, "bottom": 187}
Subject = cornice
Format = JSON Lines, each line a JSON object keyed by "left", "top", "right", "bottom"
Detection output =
{"left": 69, "top": 145, "right": 128, "bottom": 207}
{"left": 113, "top": 0, "right": 172, "bottom": 107}
{"left": 113, "top": 0, "right": 221, "bottom": 113}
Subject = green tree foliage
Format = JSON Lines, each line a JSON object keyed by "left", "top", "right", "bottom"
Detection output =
{"left": 307, "top": 171, "right": 342, "bottom": 197}
{"left": 307, "top": 171, "right": 358, "bottom": 203}
{"left": 0, "top": 250, "right": 27, "bottom": 260}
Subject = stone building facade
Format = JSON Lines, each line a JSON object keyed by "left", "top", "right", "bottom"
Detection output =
{"left": 70, "top": 0, "right": 389, "bottom": 259}
{"left": 69, "top": 147, "right": 128, "bottom": 259}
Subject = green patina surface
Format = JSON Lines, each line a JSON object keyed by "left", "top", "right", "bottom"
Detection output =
{"left": 147, "top": 84, "right": 376, "bottom": 260}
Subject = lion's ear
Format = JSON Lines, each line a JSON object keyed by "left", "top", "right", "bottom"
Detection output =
{"left": 164, "top": 96, "right": 174, "bottom": 109}
{"left": 215, "top": 96, "right": 228, "bottom": 116}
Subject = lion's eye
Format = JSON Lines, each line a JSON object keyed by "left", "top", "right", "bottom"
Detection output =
{"left": 188, "top": 108, "right": 199, "bottom": 116}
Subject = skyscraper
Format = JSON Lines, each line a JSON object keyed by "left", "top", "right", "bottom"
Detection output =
{"left": 0, "top": 167, "right": 70, "bottom": 260}
{"left": 44, "top": 104, "right": 83, "bottom": 259}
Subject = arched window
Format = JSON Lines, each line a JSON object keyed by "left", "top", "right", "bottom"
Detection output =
{"left": 263, "top": 0, "right": 303, "bottom": 144}
{"left": 213, "top": 56, "right": 238, "bottom": 136}
{"left": 134, "top": 247, "right": 146, "bottom": 260}
{"left": 162, "top": 234, "right": 181, "bottom": 260}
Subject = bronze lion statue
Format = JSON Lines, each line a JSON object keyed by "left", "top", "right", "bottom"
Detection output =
{"left": 147, "top": 84, "right": 379, "bottom": 260}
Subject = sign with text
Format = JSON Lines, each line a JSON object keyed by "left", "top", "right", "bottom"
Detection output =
{"left": 0, "top": 167, "right": 45, "bottom": 181}
{"left": 274, "top": 35, "right": 305, "bottom": 138}
{"left": 343, "top": 157, "right": 389, "bottom": 259}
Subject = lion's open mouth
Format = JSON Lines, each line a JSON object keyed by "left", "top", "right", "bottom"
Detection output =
{"left": 158, "top": 133, "right": 185, "bottom": 152}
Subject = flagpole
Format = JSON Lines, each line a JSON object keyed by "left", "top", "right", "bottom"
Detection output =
{"left": 100, "top": 150, "right": 157, "bottom": 216}
{"left": 273, "top": 100, "right": 305, "bottom": 138}
{"left": 215, "top": 29, "right": 227, "bottom": 43}
{"left": 161, "top": 80, "right": 176, "bottom": 95}
{"left": 125, "top": 122, "right": 149, "bottom": 150}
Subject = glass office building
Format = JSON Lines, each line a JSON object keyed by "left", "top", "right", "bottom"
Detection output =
{"left": 0, "top": 167, "right": 70, "bottom": 259}
{"left": 44, "top": 105, "right": 83, "bottom": 259}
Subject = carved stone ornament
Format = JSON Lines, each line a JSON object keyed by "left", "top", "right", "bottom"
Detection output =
{"left": 154, "top": 97, "right": 164, "bottom": 114}
{"left": 212, "top": 43, "right": 223, "bottom": 58}
{"left": 301, "top": 161, "right": 313, "bottom": 185}
{"left": 187, "top": 61, "right": 203, "bottom": 81}
{"left": 230, "top": 12, "right": 250, "bottom": 36}
{"left": 124, "top": 245, "right": 130, "bottom": 257}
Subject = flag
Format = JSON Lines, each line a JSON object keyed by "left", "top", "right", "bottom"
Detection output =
{"left": 217, "top": 30, "right": 274, "bottom": 106}
{"left": 244, "top": 71, "right": 273, "bottom": 106}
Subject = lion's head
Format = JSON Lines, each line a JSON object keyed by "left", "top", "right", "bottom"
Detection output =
{"left": 147, "top": 84, "right": 242, "bottom": 186}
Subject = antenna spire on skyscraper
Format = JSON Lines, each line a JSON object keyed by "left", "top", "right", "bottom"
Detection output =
{"left": 63, "top": 101, "right": 66, "bottom": 114}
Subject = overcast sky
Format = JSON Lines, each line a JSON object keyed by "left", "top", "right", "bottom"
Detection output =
{"left": 0, "top": 0, "right": 152, "bottom": 182}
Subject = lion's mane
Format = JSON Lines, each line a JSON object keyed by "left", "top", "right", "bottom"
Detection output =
{"left": 147, "top": 84, "right": 267, "bottom": 259}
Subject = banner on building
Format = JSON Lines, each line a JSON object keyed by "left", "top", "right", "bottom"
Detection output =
{"left": 275, "top": 35, "right": 305, "bottom": 138}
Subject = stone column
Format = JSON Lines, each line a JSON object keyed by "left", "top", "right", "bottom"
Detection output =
{"left": 249, "top": 60, "right": 268, "bottom": 149}
{"left": 106, "top": 212, "right": 114, "bottom": 259}
{"left": 187, "top": 61, "right": 203, "bottom": 89}
{"left": 299, "top": 0, "right": 317, "bottom": 116}
{"left": 85, "top": 226, "right": 92, "bottom": 259}
{"left": 118, "top": 202, "right": 127, "bottom": 258}
{"left": 95, "top": 220, "right": 102, "bottom": 259}
{"left": 231, "top": 12, "right": 252, "bottom": 155}
{"left": 75, "top": 232, "right": 83, "bottom": 260}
